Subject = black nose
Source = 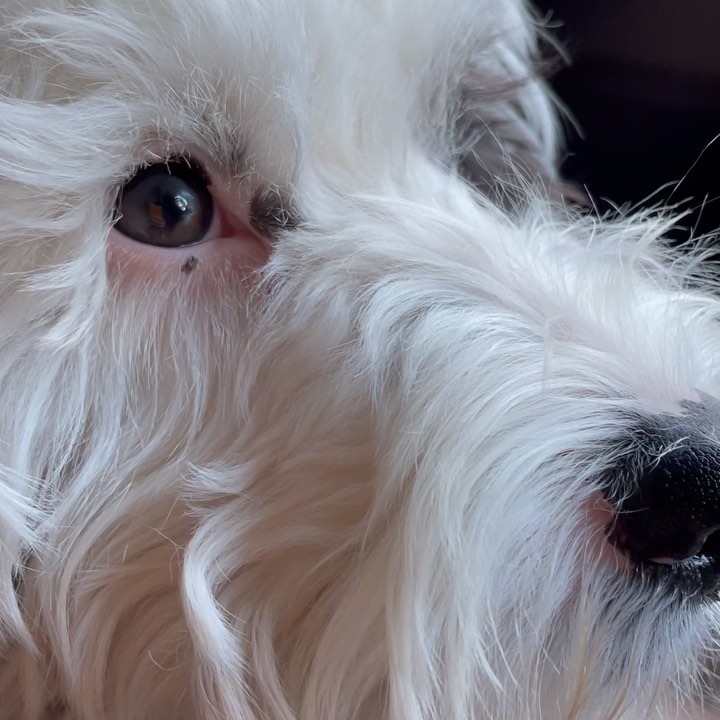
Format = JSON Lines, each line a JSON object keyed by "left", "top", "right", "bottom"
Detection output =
{"left": 607, "top": 403, "right": 720, "bottom": 592}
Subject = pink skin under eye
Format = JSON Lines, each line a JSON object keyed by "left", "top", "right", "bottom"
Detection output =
{"left": 108, "top": 160, "right": 270, "bottom": 277}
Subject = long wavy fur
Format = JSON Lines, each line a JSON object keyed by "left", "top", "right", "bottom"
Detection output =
{"left": 0, "top": 1, "right": 719, "bottom": 718}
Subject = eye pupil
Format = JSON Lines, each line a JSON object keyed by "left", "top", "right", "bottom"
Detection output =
{"left": 114, "top": 161, "right": 214, "bottom": 247}
{"left": 147, "top": 187, "right": 191, "bottom": 229}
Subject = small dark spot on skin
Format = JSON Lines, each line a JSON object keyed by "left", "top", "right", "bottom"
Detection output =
{"left": 181, "top": 256, "right": 198, "bottom": 274}
{"left": 45, "top": 698, "right": 68, "bottom": 718}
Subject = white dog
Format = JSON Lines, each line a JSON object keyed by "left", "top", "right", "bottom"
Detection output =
{"left": 1, "top": 0, "right": 720, "bottom": 718}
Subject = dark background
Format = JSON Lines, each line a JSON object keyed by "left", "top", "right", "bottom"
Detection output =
{"left": 533, "top": 0, "right": 720, "bottom": 241}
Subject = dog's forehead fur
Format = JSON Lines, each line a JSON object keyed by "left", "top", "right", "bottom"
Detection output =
{"left": 1, "top": 1, "right": 720, "bottom": 720}
{"left": 1, "top": 0, "right": 554, "bottom": 185}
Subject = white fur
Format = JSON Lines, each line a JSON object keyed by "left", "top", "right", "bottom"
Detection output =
{"left": 0, "top": 0, "right": 719, "bottom": 718}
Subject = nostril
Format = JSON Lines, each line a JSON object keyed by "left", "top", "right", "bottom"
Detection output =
{"left": 700, "top": 529, "right": 720, "bottom": 560}
{"left": 607, "top": 509, "right": 712, "bottom": 566}
{"left": 645, "top": 526, "right": 719, "bottom": 566}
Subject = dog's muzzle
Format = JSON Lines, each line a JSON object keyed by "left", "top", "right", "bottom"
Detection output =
{"left": 605, "top": 400, "right": 720, "bottom": 597}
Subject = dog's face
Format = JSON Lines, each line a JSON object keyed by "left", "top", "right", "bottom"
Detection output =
{"left": 1, "top": 1, "right": 720, "bottom": 719}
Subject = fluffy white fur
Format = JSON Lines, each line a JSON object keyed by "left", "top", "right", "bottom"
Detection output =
{"left": 0, "top": 0, "right": 719, "bottom": 718}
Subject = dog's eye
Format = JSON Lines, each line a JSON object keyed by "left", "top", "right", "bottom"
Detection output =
{"left": 113, "top": 161, "right": 214, "bottom": 247}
